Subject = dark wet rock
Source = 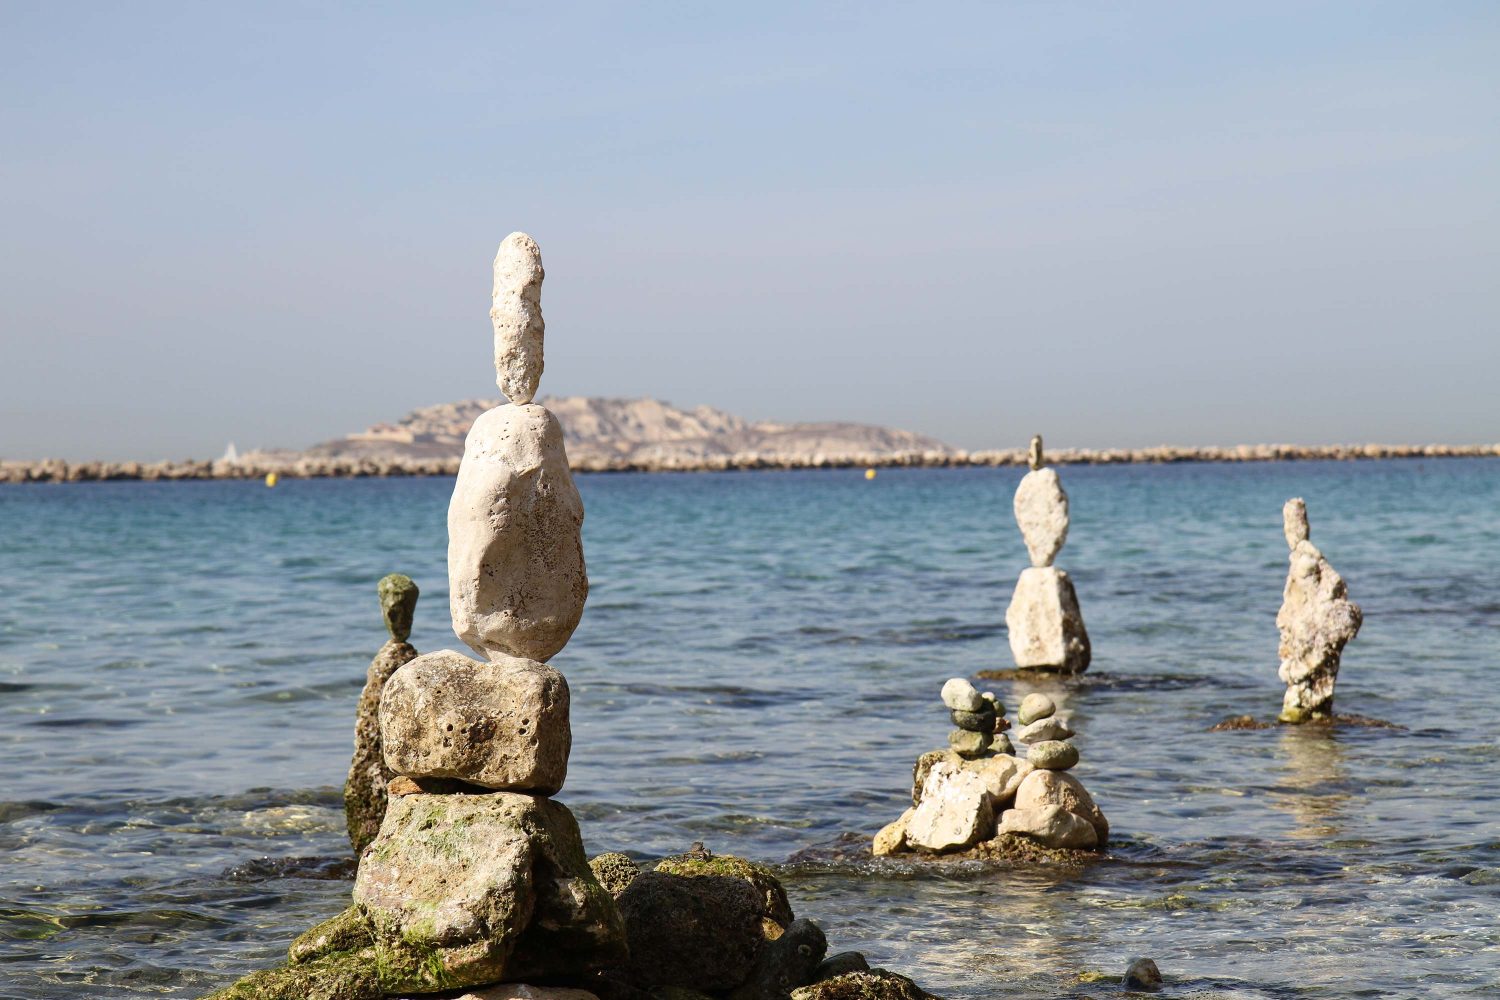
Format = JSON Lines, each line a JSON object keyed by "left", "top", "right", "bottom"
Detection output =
{"left": 654, "top": 851, "right": 794, "bottom": 933}
{"left": 947, "top": 728, "right": 991, "bottom": 757}
{"left": 1209, "top": 713, "right": 1403, "bottom": 732}
{"left": 728, "top": 918, "right": 828, "bottom": 1000}
{"left": 344, "top": 636, "right": 418, "bottom": 855}
{"left": 590, "top": 851, "right": 641, "bottom": 897}
{"left": 1124, "top": 956, "right": 1162, "bottom": 991}
{"left": 812, "top": 952, "right": 870, "bottom": 982}
{"left": 949, "top": 706, "right": 995, "bottom": 733}
{"left": 616, "top": 871, "right": 765, "bottom": 991}
{"left": 790, "top": 969, "right": 943, "bottom": 1000}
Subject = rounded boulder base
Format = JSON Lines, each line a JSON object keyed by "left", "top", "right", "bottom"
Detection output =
{"left": 616, "top": 872, "right": 766, "bottom": 992}
{"left": 1027, "top": 740, "right": 1079, "bottom": 771}
{"left": 1014, "top": 769, "right": 1108, "bottom": 845}
{"left": 379, "top": 649, "right": 570, "bottom": 794}
{"left": 997, "top": 804, "right": 1098, "bottom": 850}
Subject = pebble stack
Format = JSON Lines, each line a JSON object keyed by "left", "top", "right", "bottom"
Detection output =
{"left": 873, "top": 679, "right": 1107, "bottom": 857}
{"left": 204, "top": 235, "right": 625, "bottom": 1000}
{"left": 1005, "top": 435, "right": 1091, "bottom": 673}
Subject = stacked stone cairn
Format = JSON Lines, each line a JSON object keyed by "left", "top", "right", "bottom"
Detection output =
{"left": 1005, "top": 435, "right": 1090, "bottom": 673}
{"left": 872, "top": 679, "right": 1107, "bottom": 857}
{"left": 345, "top": 573, "right": 421, "bottom": 855}
{"left": 206, "top": 234, "right": 937, "bottom": 1000}
{"left": 1276, "top": 498, "right": 1362, "bottom": 723}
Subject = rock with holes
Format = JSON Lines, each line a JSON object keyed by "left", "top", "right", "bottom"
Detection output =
{"left": 379, "top": 649, "right": 569, "bottom": 794}
{"left": 1276, "top": 498, "right": 1361, "bottom": 723}
{"left": 491, "top": 232, "right": 546, "bottom": 406}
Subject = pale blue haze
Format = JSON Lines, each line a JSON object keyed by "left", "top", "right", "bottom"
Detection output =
{"left": 1, "top": 2, "right": 1498, "bottom": 459}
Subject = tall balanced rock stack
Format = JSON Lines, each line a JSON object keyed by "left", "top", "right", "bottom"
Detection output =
{"left": 1276, "top": 498, "right": 1361, "bottom": 723}
{"left": 873, "top": 679, "right": 1107, "bottom": 858}
{"left": 344, "top": 574, "right": 421, "bottom": 855}
{"left": 204, "top": 234, "right": 624, "bottom": 1000}
{"left": 1005, "top": 435, "right": 1090, "bottom": 673}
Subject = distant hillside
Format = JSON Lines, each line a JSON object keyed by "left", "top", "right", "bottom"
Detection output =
{"left": 304, "top": 396, "right": 956, "bottom": 467}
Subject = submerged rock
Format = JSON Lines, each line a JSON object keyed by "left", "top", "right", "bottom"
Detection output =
{"left": 791, "top": 969, "right": 943, "bottom": 1000}
{"left": 1124, "top": 956, "right": 1163, "bottom": 991}
{"left": 378, "top": 649, "right": 570, "bottom": 793}
{"left": 449, "top": 402, "right": 587, "bottom": 664}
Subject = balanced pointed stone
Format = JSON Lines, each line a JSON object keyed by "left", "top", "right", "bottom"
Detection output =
{"left": 491, "top": 233, "right": 545, "bottom": 405}
{"left": 345, "top": 574, "right": 420, "bottom": 855}
{"left": 449, "top": 403, "right": 587, "bottom": 663}
{"left": 1013, "top": 467, "right": 1069, "bottom": 568}
{"left": 1006, "top": 567, "right": 1090, "bottom": 673}
{"left": 379, "top": 649, "right": 570, "bottom": 794}
{"left": 1276, "top": 498, "right": 1361, "bottom": 722}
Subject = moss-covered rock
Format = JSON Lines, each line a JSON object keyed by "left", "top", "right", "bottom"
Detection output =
{"left": 590, "top": 851, "right": 642, "bottom": 897}
{"left": 344, "top": 637, "right": 418, "bottom": 855}
{"left": 653, "top": 852, "right": 793, "bottom": 933}
{"left": 790, "top": 969, "right": 943, "bottom": 1000}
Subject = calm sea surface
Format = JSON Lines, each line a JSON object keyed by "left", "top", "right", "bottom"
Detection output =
{"left": 2, "top": 462, "right": 1498, "bottom": 999}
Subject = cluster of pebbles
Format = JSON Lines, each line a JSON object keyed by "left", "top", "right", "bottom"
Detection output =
{"left": 874, "top": 678, "right": 1108, "bottom": 857}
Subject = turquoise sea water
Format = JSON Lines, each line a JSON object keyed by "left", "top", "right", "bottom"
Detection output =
{"left": 2, "top": 462, "right": 1498, "bottom": 998}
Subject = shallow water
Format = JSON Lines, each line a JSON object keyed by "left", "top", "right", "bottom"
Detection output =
{"left": 2, "top": 462, "right": 1498, "bottom": 998}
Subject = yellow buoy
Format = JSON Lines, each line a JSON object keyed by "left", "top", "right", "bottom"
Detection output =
{"left": 864, "top": 468, "right": 877, "bottom": 480}
{"left": 265, "top": 472, "right": 279, "bottom": 487}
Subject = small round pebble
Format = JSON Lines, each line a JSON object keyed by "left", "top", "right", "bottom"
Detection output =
{"left": 1027, "top": 739, "right": 1078, "bottom": 770}
{"left": 1017, "top": 692, "right": 1057, "bottom": 725}
{"left": 1124, "top": 956, "right": 1162, "bottom": 991}
{"left": 941, "top": 678, "right": 985, "bottom": 713}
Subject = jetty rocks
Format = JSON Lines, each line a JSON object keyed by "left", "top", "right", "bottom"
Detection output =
{"left": 874, "top": 679, "right": 1107, "bottom": 860}
{"left": 1276, "top": 498, "right": 1361, "bottom": 723}
{"left": 1005, "top": 436, "right": 1091, "bottom": 673}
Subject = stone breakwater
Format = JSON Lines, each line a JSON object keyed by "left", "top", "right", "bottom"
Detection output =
{"left": 6, "top": 441, "right": 1500, "bottom": 482}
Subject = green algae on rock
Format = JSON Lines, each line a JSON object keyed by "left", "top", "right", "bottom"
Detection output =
{"left": 791, "top": 969, "right": 944, "bottom": 1000}
{"left": 378, "top": 573, "right": 420, "bottom": 642}
{"left": 589, "top": 851, "right": 641, "bottom": 897}
{"left": 654, "top": 852, "right": 794, "bottom": 933}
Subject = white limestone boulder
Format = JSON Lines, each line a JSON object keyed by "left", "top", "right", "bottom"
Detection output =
{"left": 1013, "top": 468, "right": 1069, "bottom": 568}
{"left": 1014, "top": 768, "right": 1108, "bottom": 844}
{"left": 449, "top": 403, "right": 587, "bottom": 663}
{"left": 997, "top": 804, "right": 1098, "bottom": 850}
{"left": 1006, "top": 567, "right": 1090, "bottom": 673}
{"left": 905, "top": 761, "right": 994, "bottom": 852}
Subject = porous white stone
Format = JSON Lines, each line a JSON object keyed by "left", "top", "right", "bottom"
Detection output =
{"left": 1276, "top": 499, "right": 1361, "bottom": 722}
{"left": 1013, "top": 468, "right": 1069, "bottom": 568}
{"left": 449, "top": 403, "right": 587, "bottom": 663}
{"left": 905, "top": 761, "right": 994, "bottom": 852}
{"left": 1006, "top": 567, "right": 1091, "bottom": 673}
{"left": 380, "top": 649, "right": 570, "bottom": 794}
{"left": 996, "top": 804, "right": 1098, "bottom": 850}
{"left": 491, "top": 233, "right": 545, "bottom": 405}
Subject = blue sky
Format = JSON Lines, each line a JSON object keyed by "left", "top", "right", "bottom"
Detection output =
{"left": 2, "top": 2, "right": 1497, "bottom": 459}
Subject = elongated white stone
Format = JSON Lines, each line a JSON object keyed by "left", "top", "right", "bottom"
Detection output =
{"left": 491, "top": 233, "right": 545, "bottom": 405}
{"left": 1014, "top": 468, "right": 1069, "bottom": 568}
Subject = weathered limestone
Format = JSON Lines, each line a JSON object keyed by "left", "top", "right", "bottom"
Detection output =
{"left": 1006, "top": 567, "right": 1091, "bottom": 672}
{"left": 872, "top": 808, "right": 914, "bottom": 857}
{"left": 1013, "top": 468, "right": 1069, "bottom": 568}
{"left": 904, "top": 762, "right": 993, "bottom": 852}
{"left": 449, "top": 403, "right": 587, "bottom": 663}
{"left": 1014, "top": 769, "right": 1108, "bottom": 844}
{"left": 1005, "top": 436, "right": 1090, "bottom": 673}
{"left": 996, "top": 804, "right": 1098, "bottom": 849}
{"left": 491, "top": 232, "right": 545, "bottom": 405}
{"left": 345, "top": 574, "right": 420, "bottom": 855}
{"left": 1276, "top": 498, "right": 1362, "bottom": 722}
{"left": 379, "top": 649, "right": 571, "bottom": 794}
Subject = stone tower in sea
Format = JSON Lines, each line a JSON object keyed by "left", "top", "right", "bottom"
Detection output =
{"left": 1276, "top": 498, "right": 1361, "bottom": 722}
{"left": 1004, "top": 435, "right": 1090, "bottom": 673}
{"left": 204, "top": 233, "right": 624, "bottom": 999}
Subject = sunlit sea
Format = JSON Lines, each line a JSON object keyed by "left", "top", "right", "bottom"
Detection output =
{"left": 2, "top": 462, "right": 1498, "bottom": 998}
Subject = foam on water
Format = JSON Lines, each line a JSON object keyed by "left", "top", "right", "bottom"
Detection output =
{"left": 2, "top": 461, "right": 1498, "bottom": 996}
